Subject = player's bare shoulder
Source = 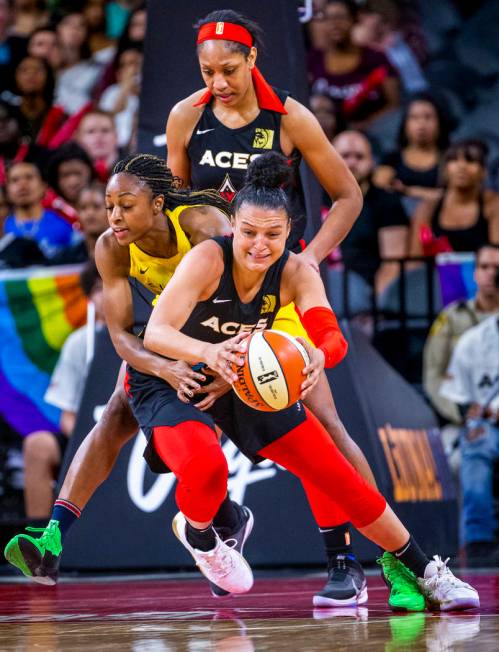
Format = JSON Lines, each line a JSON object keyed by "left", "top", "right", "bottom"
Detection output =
{"left": 168, "top": 91, "right": 206, "bottom": 128}
{"left": 95, "top": 228, "right": 130, "bottom": 276}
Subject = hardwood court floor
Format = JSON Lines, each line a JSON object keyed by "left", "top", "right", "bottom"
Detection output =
{"left": 0, "top": 570, "right": 497, "bottom": 650}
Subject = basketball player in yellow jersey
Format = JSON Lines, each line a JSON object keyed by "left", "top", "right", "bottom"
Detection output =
{"left": 4, "top": 154, "right": 253, "bottom": 589}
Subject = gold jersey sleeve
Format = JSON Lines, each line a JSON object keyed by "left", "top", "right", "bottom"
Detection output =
{"left": 129, "top": 205, "right": 194, "bottom": 301}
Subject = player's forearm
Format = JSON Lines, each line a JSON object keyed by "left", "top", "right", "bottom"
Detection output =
{"left": 112, "top": 330, "right": 172, "bottom": 377}
{"left": 144, "top": 324, "right": 206, "bottom": 365}
{"left": 305, "top": 192, "right": 362, "bottom": 263}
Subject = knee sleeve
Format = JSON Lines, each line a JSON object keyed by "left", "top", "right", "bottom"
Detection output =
{"left": 259, "top": 409, "right": 386, "bottom": 528}
{"left": 153, "top": 422, "right": 228, "bottom": 522}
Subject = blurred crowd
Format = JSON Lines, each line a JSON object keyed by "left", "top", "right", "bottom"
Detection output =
{"left": 0, "top": 0, "right": 498, "bottom": 565}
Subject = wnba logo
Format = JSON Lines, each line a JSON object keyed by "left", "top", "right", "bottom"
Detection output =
{"left": 253, "top": 128, "right": 274, "bottom": 149}
{"left": 215, "top": 22, "right": 225, "bottom": 34}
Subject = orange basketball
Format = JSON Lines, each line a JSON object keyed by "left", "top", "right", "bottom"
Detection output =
{"left": 232, "top": 329, "right": 310, "bottom": 411}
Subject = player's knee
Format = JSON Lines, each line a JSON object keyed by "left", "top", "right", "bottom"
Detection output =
{"left": 182, "top": 444, "right": 228, "bottom": 498}
{"left": 100, "top": 388, "right": 138, "bottom": 441}
{"left": 23, "top": 431, "right": 59, "bottom": 464}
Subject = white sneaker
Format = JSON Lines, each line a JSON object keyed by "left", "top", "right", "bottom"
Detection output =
{"left": 417, "top": 556, "right": 480, "bottom": 611}
{"left": 172, "top": 512, "right": 253, "bottom": 594}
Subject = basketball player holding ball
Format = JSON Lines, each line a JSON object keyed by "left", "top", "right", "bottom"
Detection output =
{"left": 129, "top": 151, "right": 479, "bottom": 612}
{"left": 166, "top": 8, "right": 375, "bottom": 605}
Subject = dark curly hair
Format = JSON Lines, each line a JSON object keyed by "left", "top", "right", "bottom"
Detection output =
{"left": 47, "top": 142, "right": 95, "bottom": 196}
{"left": 397, "top": 92, "right": 451, "bottom": 151}
{"left": 112, "top": 154, "right": 230, "bottom": 215}
{"left": 233, "top": 152, "right": 292, "bottom": 219}
{"left": 194, "top": 9, "right": 265, "bottom": 56}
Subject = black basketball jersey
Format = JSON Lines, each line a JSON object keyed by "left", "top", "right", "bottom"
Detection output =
{"left": 187, "top": 88, "right": 307, "bottom": 251}
{"left": 181, "top": 236, "right": 289, "bottom": 345}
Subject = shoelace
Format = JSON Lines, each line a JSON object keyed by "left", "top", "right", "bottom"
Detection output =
{"left": 426, "top": 556, "right": 469, "bottom": 593}
{"left": 327, "top": 556, "right": 353, "bottom": 581}
{"left": 198, "top": 545, "right": 235, "bottom": 578}
{"left": 25, "top": 523, "right": 61, "bottom": 556}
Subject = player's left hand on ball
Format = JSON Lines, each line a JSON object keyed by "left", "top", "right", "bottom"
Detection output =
{"left": 203, "top": 332, "right": 250, "bottom": 384}
{"left": 193, "top": 371, "right": 231, "bottom": 411}
{"left": 297, "top": 337, "right": 325, "bottom": 399}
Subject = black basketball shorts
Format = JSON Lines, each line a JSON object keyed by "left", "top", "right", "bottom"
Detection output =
{"left": 125, "top": 365, "right": 307, "bottom": 472}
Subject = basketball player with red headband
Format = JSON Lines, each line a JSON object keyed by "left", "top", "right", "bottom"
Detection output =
{"left": 166, "top": 9, "right": 376, "bottom": 607}
{"left": 127, "top": 151, "right": 479, "bottom": 612}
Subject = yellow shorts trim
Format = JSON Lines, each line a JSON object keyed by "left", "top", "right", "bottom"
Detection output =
{"left": 273, "top": 302, "right": 313, "bottom": 345}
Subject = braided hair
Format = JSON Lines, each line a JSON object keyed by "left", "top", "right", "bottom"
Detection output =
{"left": 112, "top": 154, "right": 230, "bottom": 215}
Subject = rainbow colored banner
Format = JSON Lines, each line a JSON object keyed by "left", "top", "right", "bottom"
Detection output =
{"left": 436, "top": 252, "right": 477, "bottom": 307}
{"left": 0, "top": 265, "right": 87, "bottom": 437}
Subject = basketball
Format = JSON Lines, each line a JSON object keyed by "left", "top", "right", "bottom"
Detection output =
{"left": 232, "top": 330, "right": 310, "bottom": 411}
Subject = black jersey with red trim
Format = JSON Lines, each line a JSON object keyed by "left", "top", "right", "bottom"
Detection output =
{"left": 187, "top": 88, "right": 306, "bottom": 251}
{"left": 181, "top": 236, "right": 288, "bottom": 344}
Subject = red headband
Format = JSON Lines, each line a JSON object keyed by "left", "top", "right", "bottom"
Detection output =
{"left": 194, "top": 21, "right": 287, "bottom": 114}
{"left": 197, "top": 21, "right": 253, "bottom": 48}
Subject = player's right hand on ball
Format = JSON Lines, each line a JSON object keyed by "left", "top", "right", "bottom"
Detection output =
{"left": 202, "top": 332, "right": 250, "bottom": 384}
{"left": 161, "top": 360, "right": 206, "bottom": 402}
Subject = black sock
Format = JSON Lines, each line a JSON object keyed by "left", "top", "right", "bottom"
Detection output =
{"left": 51, "top": 499, "right": 81, "bottom": 543}
{"left": 212, "top": 494, "right": 240, "bottom": 531}
{"left": 186, "top": 522, "right": 217, "bottom": 551}
{"left": 392, "top": 536, "right": 430, "bottom": 578}
{"left": 320, "top": 523, "right": 354, "bottom": 560}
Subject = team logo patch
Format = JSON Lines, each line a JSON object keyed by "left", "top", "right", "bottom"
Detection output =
{"left": 261, "top": 294, "right": 276, "bottom": 314}
{"left": 216, "top": 22, "right": 224, "bottom": 34}
{"left": 253, "top": 128, "right": 274, "bottom": 149}
{"left": 218, "top": 173, "right": 237, "bottom": 202}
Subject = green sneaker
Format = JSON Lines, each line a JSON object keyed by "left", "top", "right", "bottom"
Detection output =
{"left": 378, "top": 552, "right": 426, "bottom": 612}
{"left": 4, "top": 520, "right": 62, "bottom": 585}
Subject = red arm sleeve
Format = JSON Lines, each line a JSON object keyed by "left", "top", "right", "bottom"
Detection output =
{"left": 298, "top": 306, "right": 348, "bottom": 368}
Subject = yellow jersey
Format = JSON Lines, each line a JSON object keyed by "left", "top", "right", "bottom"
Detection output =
{"left": 129, "top": 205, "right": 192, "bottom": 300}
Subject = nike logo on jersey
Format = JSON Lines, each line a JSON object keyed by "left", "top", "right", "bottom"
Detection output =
{"left": 213, "top": 297, "right": 231, "bottom": 303}
{"left": 196, "top": 128, "right": 215, "bottom": 135}
{"left": 139, "top": 267, "right": 149, "bottom": 274}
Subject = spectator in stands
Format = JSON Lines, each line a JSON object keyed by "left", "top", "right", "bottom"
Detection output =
{"left": 353, "top": 0, "right": 428, "bottom": 95}
{"left": 305, "top": 2, "right": 331, "bottom": 52}
{"left": 307, "top": 0, "right": 400, "bottom": 129}
{"left": 333, "top": 130, "right": 409, "bottom": 294}
{"left": 310, "top": 92, "right": 341, "bottom": 142}
{"left": 27, "top": 25, "right": 60, "bottom": 69}
{"left": 11, "top": 0, "right": 47, "bottom": 38}
{"left": 83, "top": 0, "right": 115, "bottom": 62}
{"left": 75, "top": 109, "right": 120, "bottom": 181}
{"left": 53, "top": 12, "right": 103, "bottom": 115}
{"left": 13, "top": 55, "right": 55, "bottom": 142}
{"left": 0, "top": 183, "right": 8, "bottom": 232}
{"left": 409, "top": 139, "right": 499, "bottom": 258}
{"left": 0, "top": 99, "right": 49, "bottom": 185}
{"left": 4, "top": 160, "right": 75, "bottom": 260}
{"left": 0, "top": 0, "right": 28, "bottom": 93}
{"left": 46, "top": 142, "right": 95, "bottom": 223}
{"left": 374, "top": 93, "right": 450, "bottom": 203}
{"left": 117, "top": 1, "right": 147, "bottom": 52}
{"left": 106, "top": 0, "right": 144, "bottom": 41}
{"left": 98, "top": 45, "right": 142, "bottom": 149}
{"left": 22, "top": 261, "right": 104, "bottom": 519}
{"left": 440, "top": 310, "right": 499, "bottom": 567}
{"left": 51, "top": 181, "right": 107, "bottom": 264}
{"left": 423, "top": 245, "right": 499, "bottom": 468}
